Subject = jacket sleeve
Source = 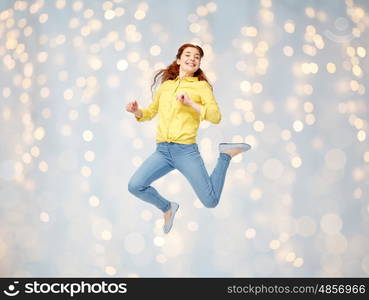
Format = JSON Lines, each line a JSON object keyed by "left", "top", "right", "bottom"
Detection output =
{"left": 135, "top": 86, "right": 162, "bottom": 122}
{"left": 198, "top": 81, "right": 222, "bottom": 124}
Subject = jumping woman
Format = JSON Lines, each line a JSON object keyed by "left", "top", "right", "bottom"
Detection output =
{"left": 126, "top": 43, "right": 251, "bottom": 234}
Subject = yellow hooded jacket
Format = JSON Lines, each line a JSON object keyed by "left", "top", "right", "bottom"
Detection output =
{"left": 135, "top": 76, "right": 221, "bottom": 144}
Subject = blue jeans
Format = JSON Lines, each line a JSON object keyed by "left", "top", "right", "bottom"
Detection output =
{"left": 128, "top": 142, "right": 232, "bottom": 212}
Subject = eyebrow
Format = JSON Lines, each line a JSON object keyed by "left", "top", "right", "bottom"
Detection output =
{"left": 184, "top": 51, "right": 200, "bottom": 56}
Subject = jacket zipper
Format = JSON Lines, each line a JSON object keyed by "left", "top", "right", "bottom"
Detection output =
{"left": 167, "top": 79, "right": 181, "bottom": 141}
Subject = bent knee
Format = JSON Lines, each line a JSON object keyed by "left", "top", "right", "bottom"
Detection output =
{"left": 128, "top": 180, "right": 145, "bottom": 194}
{"left": 201, "top": 197, "right": 219, "bottom": 208}
{"left": 203, "top": 202, "right": 218, "bottom": 208}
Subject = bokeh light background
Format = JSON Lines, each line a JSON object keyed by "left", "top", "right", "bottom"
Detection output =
{"left": 0, "top": 0, "right": 369, "bottom": 277}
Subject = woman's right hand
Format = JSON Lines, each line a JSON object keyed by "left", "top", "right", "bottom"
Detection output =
{"left": 126, "top": 100, "right": 143, "bottom": 119}
{"left": 126, "top": 100, "right": 139, "bottom": 114}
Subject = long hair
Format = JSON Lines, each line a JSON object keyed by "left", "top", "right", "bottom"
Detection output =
{"left": 151, "top": 43, "right": 212, "bottom": 94}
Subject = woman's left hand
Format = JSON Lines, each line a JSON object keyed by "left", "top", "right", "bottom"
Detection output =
{"left": 176, "top": 92, "right": 192, "bottom": 106}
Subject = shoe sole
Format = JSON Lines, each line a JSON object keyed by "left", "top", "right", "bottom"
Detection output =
{"left": 219, "top": 143, "right": 251, "bottom": 152}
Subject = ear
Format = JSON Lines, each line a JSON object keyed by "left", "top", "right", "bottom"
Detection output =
{"left": 176, "top": 58, "right": 180, "bottom": 65}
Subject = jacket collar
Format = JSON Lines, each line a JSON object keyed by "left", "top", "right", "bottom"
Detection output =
{"left": 175, "top": 76, "right": 198, "bottom": 82}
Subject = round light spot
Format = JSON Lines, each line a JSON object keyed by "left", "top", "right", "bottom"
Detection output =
{"left": 82, "top": 130, "right": 94, "bottom": 142}
{"left": 40, "top": 212, "right": 50, "bottom": 223}
{"left": 253, "top": 120, "right": 265, "bottom": 132}
{"left": 92, "top": 218, "right": 112, "bottom": 241}
{"left": 101, "top": 230, "right": 112, "bottom": 240}
{"left": 189, "top": 23, "right": 201, "bottom": 33}
{"left": 89, "top": 104, "right": 100, "bottom": 116}
{"left": 245, "top": 228, "right": 256, "bottom": 239}
{"left": 293, "top": 120, "right": 304, "bottom": 132}
{"left": 305, "top": 114, "right": 315, "bottom": 125}
{"left": 81, "top": 166, "right": 91, "bottom": 177}
{"left": 252, "top": 82, "right": 263, "bottom": 94}
{"left": 327, "top": 62, "right": 336, "bottom": 73}
{"left": 105, "top": 266, "right": 116, "bottom": 276}
{"left": 281, "top": 130, "right": 291, "bottom": 141}
{"left": 150, "top": 45, "right": 161, "bottom": 56}
{"left": 153, "top": 236, "right": 165, "bottom": 247}
{"left": 286, "top": 252, "right": 296, "bottom": 262}
{"left": 250, "top": 188, "right": 263, "bottom": 201}
{"left": 104, "top": 10, "right": 115, "bottom": 20}
{"left": 40, "top": 87, "right": 50, "bottom": 99}
{"left": 284, "top": 21, "right": 295, "bottom": 33}
{"left": 240, "top": 81, "right": 251, "bottom": 92}
{"left": 270, "top": 240, "right": 280, "bottom": 250}
{"left": 34, "top": 127, "right": 45, "bottom": 140}
{"left": 357, "top": 47, "right": 366, "bottom": 57}
{"left": 89, "top": 195, "right": 100, "bottom": 207}
{"left": 135, "top": 10, "right": 146, "bottom": 20}
{"left": 291, "top": 156, "right": 302, "bottom": 168}
{"left": 363, "top": 151, "right": 369, "bottom": 163}
{"left": 39, "top": 161, "right": 48, "bottom": 172}
{"left": 357, "top": 130, "right": 366, "bottom": 142}
{"left": 88, "top": 56, "right": 102, "bottom": 70}
{"left": 84, "top": 151, "right": 95, "bottom": 162}
{"left": 293, "top": 257, "right": 304, "bottom": 267}
{"left": 117, "top": 59, "right": 128, "bottom": 71}
{"left": 127, "top": 51, "right": 140, "bottom": 63}
{"left": 283, "top": 46, "right": 294, "bottom": 56}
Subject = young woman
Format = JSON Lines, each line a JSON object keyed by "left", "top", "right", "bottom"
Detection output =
{"left": 126, "top": 43, "right": 251, "bottom": 234}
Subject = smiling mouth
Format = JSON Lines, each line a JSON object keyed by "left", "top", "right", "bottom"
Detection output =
{"left": 186, "top": 63, "right": 196, "bottom": 67}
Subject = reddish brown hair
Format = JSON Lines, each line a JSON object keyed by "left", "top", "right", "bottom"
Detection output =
{"left": 151, "top": 43, "right": 212, "bottom": 93}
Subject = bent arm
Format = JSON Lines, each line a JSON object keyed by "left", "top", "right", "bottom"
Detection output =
{"left": 187, "top": 101, "right": 201, "bottom": 114}
{"left": 198, "top": 82, "right": 221, "bottom": 124}
{"left": 135, "top": 87, "right": 162, "bottom": 122}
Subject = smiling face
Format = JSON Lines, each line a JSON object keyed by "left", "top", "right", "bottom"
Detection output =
{"left": 176, "top": 46, "right": 201, "bottom": 78}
